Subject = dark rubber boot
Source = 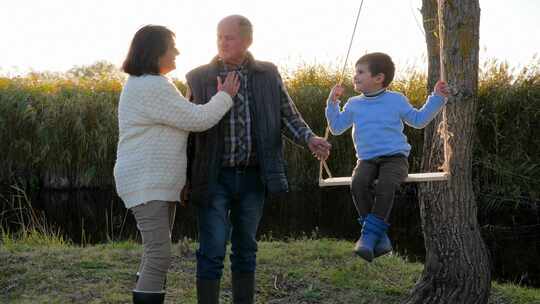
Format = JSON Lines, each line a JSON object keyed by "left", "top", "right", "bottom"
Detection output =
{"left": 132, "top": 290, "right": 165, "bottom": 304}
{"left": 196, "top": 278, "right": 220, "bottom": 304}
{"left": 232, "top": 272, "right": 255, "bottom": 304}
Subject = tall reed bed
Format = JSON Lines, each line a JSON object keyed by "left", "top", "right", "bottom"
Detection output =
{"left": 475, "top": 60, "right": 540, "bottom": 214}
{"left": 1, "top": 61, "right": 539, "bottom": 214}
{"left": 0, "top": 76, "right": 120, "bottom": 189}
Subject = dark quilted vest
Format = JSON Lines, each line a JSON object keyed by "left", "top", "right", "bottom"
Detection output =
{"left": 185, "top": 57, "right": 289, "bottom": 205}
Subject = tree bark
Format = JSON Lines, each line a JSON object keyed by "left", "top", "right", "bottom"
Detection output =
{"left": 403, "top": 1, "right": 491, "bottom": 303}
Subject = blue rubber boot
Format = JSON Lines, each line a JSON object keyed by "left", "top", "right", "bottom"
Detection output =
{"left": 354, "top": 217, "right": 393, "bottom": 258}
{"left": 354, "top": 214, "right": 390, "bottom": 262}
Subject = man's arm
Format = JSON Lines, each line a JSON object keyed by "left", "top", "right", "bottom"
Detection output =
{"left": 277, "top": 74, "right": 331, "bottom": 160}
{"left": 277, "top": 75, "right": 314, "bottom": 146}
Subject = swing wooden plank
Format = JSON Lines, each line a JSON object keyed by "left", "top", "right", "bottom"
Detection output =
{"left": 319, "top": 172, "right": 449, "bottom": 187}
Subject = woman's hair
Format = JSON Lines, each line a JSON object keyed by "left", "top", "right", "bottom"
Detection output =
{"left": 122, "top": 25, "right": 175, "bottom": 76}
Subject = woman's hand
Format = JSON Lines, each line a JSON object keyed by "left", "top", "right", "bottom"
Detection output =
{"left": 217, "top": 72, "right": 241, "bottom": 97}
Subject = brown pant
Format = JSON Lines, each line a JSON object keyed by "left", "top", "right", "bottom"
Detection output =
{"left": 351, "top": 155, "right": 409, "bottom": 221}
{"left": 131, "top": 200, "right": 176, "bottom": 292}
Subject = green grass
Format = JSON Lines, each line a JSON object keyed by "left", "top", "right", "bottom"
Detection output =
{"left": 1, "top": 235, "right": 539, "bottom": 304}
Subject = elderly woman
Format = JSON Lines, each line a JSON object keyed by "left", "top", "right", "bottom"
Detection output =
{"left": 114, "top": 25, "right": 239, "bottom": 303}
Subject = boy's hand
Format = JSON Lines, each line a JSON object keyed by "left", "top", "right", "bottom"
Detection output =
{"left": 328, "top": 85, "right": 345, "bottom": 103}
{"left": 434, "top": 80, "right": 449, "bottom": 98}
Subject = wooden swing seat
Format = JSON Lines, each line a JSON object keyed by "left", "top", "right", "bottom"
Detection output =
{"left": 319, "top": 172, "right": 449, "bottom": 187}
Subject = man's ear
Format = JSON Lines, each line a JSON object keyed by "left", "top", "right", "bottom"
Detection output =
{"left": 244, "top": 37, "right": 253, "bottom": 49}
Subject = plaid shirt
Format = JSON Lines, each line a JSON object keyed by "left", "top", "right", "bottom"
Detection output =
{"left": 219, "top": 56, "right": 314, "bottom": 167}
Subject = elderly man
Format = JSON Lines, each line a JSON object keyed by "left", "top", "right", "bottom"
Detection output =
{"left": 185, "top": 15, "right": 331, "bottom": 304}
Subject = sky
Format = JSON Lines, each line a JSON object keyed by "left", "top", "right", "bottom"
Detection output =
{"left": 1, "top": 0, "right": 539, "bottom": 79}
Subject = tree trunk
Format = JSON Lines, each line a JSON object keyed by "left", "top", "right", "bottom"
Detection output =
{"left": 403, "top": 1, "right": 491, "bottom": 303}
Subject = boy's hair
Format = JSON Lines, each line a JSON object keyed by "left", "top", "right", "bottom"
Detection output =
{"left": 355, "top": 52, "right": 395, "bottom": 87}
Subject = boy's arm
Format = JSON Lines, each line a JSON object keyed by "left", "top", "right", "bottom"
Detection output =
{"left": 400, "top": 93, "right": 445, "bottom": 129}
{"left": 325, "top": 97, "right": 354, "bottom": 135}
{"left": 401, "top": 80, "right": 449, "bottom": 129}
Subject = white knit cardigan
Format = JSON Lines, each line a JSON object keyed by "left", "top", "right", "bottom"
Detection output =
{"left": 113, "top": 75, "right": 232, "bottom": 208}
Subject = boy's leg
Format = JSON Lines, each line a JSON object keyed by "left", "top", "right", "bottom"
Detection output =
{"left": 351, "top": 159, "right": 380, "bottom": 259}
{"left": 350, "top": 159, "right": 378, "bottom": 217}
{"left": 355, "top": 155, "right": 407, "bottom": 262}
{"left": 372, "top": 155, "right": 409, "bottom": 221}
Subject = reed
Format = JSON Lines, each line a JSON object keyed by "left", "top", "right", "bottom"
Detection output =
{"left": 1, "top": 60, "right": 538, "bottom": 213}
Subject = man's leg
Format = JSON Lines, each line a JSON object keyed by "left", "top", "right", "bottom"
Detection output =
{"left": 229, "top": 167, "right": 265, "bottom": 304}
{"left": 196, "top": 171, "right": 233, "bottom": 304}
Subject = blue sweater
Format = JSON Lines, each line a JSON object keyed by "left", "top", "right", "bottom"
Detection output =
{"left": 325, "top": 90, "right": 445, "bottom": 160}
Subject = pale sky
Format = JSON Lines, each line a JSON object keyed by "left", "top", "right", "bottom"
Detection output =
{"left": 1, "top": 0, "right": 539, "bottom": 79}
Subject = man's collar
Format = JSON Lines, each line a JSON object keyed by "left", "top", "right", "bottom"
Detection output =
{"left": 209, "top": 52, "right": 264, "bottom": 72}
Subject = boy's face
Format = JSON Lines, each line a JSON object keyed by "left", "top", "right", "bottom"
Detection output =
{"left": 354, "top": 63, "right": 385, "bottom": 93}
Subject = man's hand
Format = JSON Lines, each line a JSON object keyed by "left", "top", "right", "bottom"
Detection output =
{"left": 434, "top": 80, "right": 450, "bottom": 98}
{"left": 308, "top": 136, "right": 331, "bottom": 161}
{"left": 328, "top": 84, "right": 345, "bottom": 104}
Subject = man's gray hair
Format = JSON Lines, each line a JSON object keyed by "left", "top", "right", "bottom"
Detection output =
{"left": 221, "top": 15, "right": 253, "bottom": 41}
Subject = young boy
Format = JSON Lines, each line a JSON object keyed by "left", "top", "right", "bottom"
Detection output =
{"left": 326, "top": 52, "right": 449, "bottom": 262}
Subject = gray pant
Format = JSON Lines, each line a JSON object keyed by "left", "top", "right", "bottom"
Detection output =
{"left": 131, "top": 200, "right": 176, "bottom": 292}
{"left": 351, "top": 155, "right": 409, "bottom": 221}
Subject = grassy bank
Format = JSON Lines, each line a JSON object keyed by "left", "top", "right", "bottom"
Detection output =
{"left": 1, "top": 233, "right": 539, "bottom": 304}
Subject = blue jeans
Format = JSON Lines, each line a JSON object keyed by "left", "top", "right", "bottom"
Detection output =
{"left": 196, "top": 167, "right": 265, "bottom": 280}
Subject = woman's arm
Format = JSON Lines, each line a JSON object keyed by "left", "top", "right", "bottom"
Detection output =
{"left": 139, "top": 76, "right": 237, "bottom": 132}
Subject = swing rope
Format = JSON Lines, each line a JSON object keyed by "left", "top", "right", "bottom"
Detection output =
{"left": 318, "top": 0, "right": 451, "bottom": 186}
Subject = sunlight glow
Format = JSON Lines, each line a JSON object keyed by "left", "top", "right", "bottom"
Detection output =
{"left": 1, "top": 0, "right": 538, "bottom": 79}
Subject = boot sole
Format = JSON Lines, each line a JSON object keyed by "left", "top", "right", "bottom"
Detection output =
{"left": 355, "top": 247, "right": 374, "bottom": 262}
{"left": 374, "top": 247, "right": 392, "bottom": 258}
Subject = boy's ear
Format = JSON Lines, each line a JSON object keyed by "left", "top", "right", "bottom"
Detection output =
{"left": 375, "top": 73, "right": 385, "bottom": 84}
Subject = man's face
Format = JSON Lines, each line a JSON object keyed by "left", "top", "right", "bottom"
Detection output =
{"left": 217, "top": 19, "right": 251, "bottom": 64}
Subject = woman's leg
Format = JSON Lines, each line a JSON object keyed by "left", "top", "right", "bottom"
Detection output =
{"left": 131, "top": 200, "right": 174, "bottom": 292}
{"left": 135, "top": 202, "right": 175, "bottom": 284}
